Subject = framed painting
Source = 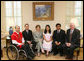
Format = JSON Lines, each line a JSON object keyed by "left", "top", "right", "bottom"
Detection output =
{"left": 33, "top": 2, "right": 54, "bottom": 21}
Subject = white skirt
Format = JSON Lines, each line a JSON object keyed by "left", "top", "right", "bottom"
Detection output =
{"left": 42, "top": 40, "right": 52, "bottom": 51}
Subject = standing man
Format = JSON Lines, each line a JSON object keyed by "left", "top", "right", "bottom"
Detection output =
{"left": 11, "top": 25, "right": 34, "bottom": 60}
{"left": 22, "top": 24, "right": 36, "bottom": 57}
{"left": 52, "top": 23, "right": 65, "bottom": 56}
{"left": 63, "top": 23, "right": 80, "bottom": 60}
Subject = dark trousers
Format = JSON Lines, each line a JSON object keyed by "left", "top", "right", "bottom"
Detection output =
{"left": 16, "top": 43, "right": 35, "bottom": 58}
{"left": 62, "top": 44, "right": 77, "bottom": 57}
{"left": 52, "top": 43, "right": 63, "bottom": 55}
{"left": 31, "top": 41, "right": 37, "bottom": 52}
{"left": 25, "top": 41, "right": 37, "bottom": 53}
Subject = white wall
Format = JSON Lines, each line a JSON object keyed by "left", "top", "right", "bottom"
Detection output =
{"left": 21, "top": 1, "right": 66, "bottom": 33}
{"left": 1, "top": 1, "right": 83, "bottom": 34}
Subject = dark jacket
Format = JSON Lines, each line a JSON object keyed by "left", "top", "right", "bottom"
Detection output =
{"left": 52, "top": 29, "right": 66, "bottom": 44}
{"left": 22, "top": 30, "right": 34, "bottom": 43}
{"left": 66, "top": 28, "right": 80, "bottom": 47}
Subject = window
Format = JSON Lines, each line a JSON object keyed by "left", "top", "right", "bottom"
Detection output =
{"left": 74, "top": 1, "right": 83, "bottom": 30}
{"left": 5, "top": 1, "right": 22, "bottom": 31}
{"left": 65, "top": 1, "right": 83, "bottom": 30}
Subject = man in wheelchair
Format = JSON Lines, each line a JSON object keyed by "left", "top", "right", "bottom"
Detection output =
{"left": 11, "top": 25, "right": 35, "bottom": 60}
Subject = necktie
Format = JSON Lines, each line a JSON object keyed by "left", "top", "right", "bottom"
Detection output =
{"left": 26, "top": 30, "right": 28, "bottom": 34}
{"left": 70, "top": 30, "right": 73, "bottom": 42}
{"left": 57, "top": 30, "right": 60, "bottom": 33}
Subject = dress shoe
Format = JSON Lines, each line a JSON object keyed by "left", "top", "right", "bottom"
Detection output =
{"left": 53, "top": 53, "right": 58, "bottom": 56}
{"left": 65, "top": 56, "right": 69, "bottom": 59}
{"left": 60, "top": 53, "right": 63, "bottom": 56}
{"left": 30, "top": 54, "right": 36, "bottom": 58}
{"left": 65, "top": 56, "right": 73, "bottom": 60}
{"left": 27, "top": 56, "right": 32, "bottom": 60}
{"left": 68, "top": 56, "right": 73, "bottom": 60}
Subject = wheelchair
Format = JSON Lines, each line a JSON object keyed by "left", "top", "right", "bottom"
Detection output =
{"left": 6, "top": 37, "right": 34, "bottom": 60}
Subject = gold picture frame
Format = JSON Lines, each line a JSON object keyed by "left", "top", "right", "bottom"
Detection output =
{"left": 33, "top": 2, "right": 54, "bottom": 21}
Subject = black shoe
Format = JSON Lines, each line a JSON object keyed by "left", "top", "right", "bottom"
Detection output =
{"left": 65, "top": 56, "right": 69, "bottom": 59}
{"left": 29, "top": 54, "right": 36, "bottom": 58}
{"left": 27, "top": 56, "right": 32, "bottom": 60}
{"left": 60, "top": 53, "right": 63, "bottom": 56}
{"left": 66, "top": 56, "right": 73, "bottom": 60}
{"left": 68, "top": 56, "right": 73, "bottom": 60}
{"left": 53, "top": 53, "right": 58, "bottom": 56}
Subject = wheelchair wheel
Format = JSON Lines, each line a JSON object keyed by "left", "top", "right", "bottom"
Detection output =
{"left": 19, "top": 50, "right": 27, "bottom": 60}
{"left": 6, "top": 45, "right": 19, "bottom": 60}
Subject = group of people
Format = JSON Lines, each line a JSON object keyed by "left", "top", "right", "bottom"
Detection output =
{"left": 10, "top": 23, "right": 80, "bottom": 60}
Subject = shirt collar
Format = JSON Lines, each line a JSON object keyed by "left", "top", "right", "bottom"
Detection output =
{"left": 57, "top": 29, "right": 61, "bottom": 32}
{"left": 15, "top": 31, "right": 19, "bottom": 34}
{"left": 26, "top": 30, "right": 29, "bottom": 32}
{"left": 70, "top": 29, "right": 74, "bottom": 33}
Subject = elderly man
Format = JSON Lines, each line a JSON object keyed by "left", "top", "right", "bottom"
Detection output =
{"left": 63, "top": 23, "right": 80, "bottom": 60}
{"left": 11, "top": 25, "right": 34, "bottom": 60}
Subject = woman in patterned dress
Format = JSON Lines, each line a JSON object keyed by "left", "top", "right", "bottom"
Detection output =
{"left": 42, "top": 25, "right": 53, "bottom": 56}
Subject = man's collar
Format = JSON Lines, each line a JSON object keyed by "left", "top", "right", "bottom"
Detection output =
{"left": 70, "top": 29, "right": 74, "bottom": 31}
{"left": 15, "top": 31, "right": 19, "bottom": 34}
{"left": 57, "top": 29, "right": 61, "bottom": 31}
{"left": 26, "top": 30, "right": 29, "bottom": 31}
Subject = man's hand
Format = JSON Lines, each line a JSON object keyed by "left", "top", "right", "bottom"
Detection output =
{"left": 27, "top": 41, "right": 31, "bottom": 44}
{"left": 68, "top": 43, "right": 71, "bottom": 46}
{"left": 59, "top": 42, "right": 61, "bottom": 45}
{"left": 21, "top": 43, "right": 24, "bottom": 45}
{"left": 55, "top": 41, "right": 61, "bottom": 45}
{"left": 66, "top": 43, "right": 71, "bottom": 47}
{"left": 66, "top": 43, "right": 68, "bottom": 46}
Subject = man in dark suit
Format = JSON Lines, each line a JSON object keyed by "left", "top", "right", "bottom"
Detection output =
{"left": 22, "top": 24, "right": 36, "bottom": 59}
{"left": 52, "top": 23, "right": 65, "bottom": 56}
{"left": 63, "top": 23, "right": 80, "bottom": 60}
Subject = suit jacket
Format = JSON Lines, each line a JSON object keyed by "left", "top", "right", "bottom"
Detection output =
{"left": 52, "top": 29, "right": 65, "bottom": 44}
{"left": 33, "top": 31, "right": 43, "bottom": 50}
{"left": 66, "top": 28, "right": 80, "bottom": 47}
{"left": 22, "top": 30, "right": 34, "bottom": 43}
{"left": 33, "top": 31, "right": 43, "bottom": 43}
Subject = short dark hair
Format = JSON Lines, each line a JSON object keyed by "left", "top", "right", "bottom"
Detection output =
{"left": 10, "top": 26, "right": 12, "bottom": 28}
{"left": 25, "top": 24, "right": 29, "bottom": 27}
{"left": 35, "top": 25, "right": 41, "bottom": 29}
{"left": 56, "top": 23, "right": 61, "bottom": 27}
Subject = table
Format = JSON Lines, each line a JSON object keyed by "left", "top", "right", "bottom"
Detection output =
{"left": 6, "top": 38, "right": 11, "bottom": 48}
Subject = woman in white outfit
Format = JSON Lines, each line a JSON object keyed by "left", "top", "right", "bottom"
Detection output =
{"left": 42, "top": 25, "right": 52, "bottom": 56}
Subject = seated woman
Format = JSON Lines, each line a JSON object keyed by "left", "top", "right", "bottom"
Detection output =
{"left": 41, "top": 25, "right": 53, "bottom": 56}
{"left": 33, "top": 25, "right": 43, "bottom": 57}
